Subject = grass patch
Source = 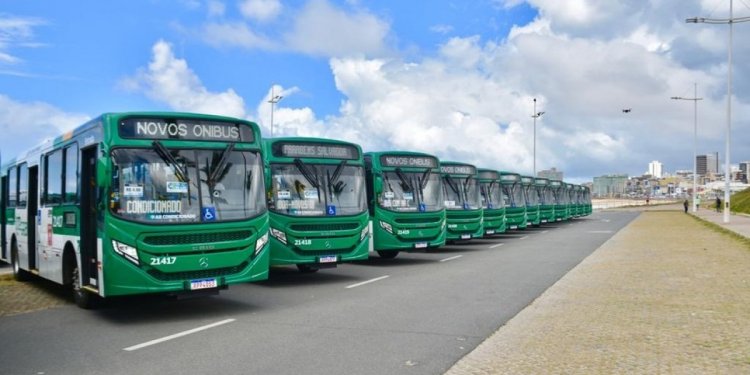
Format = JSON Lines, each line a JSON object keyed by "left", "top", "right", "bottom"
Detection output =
{"left": 688, "top": 213, "right": 750, "bottom": 249}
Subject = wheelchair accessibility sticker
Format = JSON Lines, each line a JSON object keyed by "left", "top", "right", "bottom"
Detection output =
{"left": 202, "top": 207, "right": 217, "bottom": 222}
{"left": 326, "top": 205, "right": 336, "bottom": 216}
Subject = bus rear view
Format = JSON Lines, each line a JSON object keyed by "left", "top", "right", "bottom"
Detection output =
{"left": 365, "top": 151, "right": 445, "bottom": 258}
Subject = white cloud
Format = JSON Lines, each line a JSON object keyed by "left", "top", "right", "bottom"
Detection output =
{"left": 207, "top": 0, "right": 226, "bottom": 17}
{"left": 0, "top": 94, "right": 89, "bottom": 157}
{"left": 122, "top": 40, "right": 247, "bottom": 118}
{"left": 283, "top": 0, "right": 391, "bottom": 57}
{"left": 239, "top": 0, "right": 282, "bottom": 22}
{"left": 0, "top": 14, "right": 46, "bottom": 65}
{"left": 200, "top": 22, "right": 275, "bottom": 49}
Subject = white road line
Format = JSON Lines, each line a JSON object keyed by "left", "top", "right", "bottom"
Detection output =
{"left": 440, "top": 255, "right": 463, "bottom": 262}
{"left": 124, "top": 318, "right": 235, "bottom": 351}
{"left": 587, "top": 230, "right": 613, "bottom": 234}
{"left": 489, "top": 243, "right": 505, "bottom": 249}
{"left": 346, "top": 275, "right": 390, "bottom": 289}
{"left": 519, "top": 236, "right": 529, "bottom": 240}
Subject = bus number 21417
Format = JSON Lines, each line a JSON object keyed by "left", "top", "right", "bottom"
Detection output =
{"left": 150, "top": 256, "right": 177, "bottom": 266}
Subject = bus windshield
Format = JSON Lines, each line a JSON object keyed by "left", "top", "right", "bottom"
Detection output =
{"left": 111, "top": 147, "right": 265, "bottom": 223}
{"left": 268, "top": 162, "right": 366, "bottom": 216}
{"left": 379, "top": 169, "right": 443, "bottom": 212}
{"left": 503, "top": 183, "right": 526, "bottom": 208}
{"left": 442, "top": 175, "right": 480, "bottom": 210}
{"left": 480, "top": 181, "right": 504, "bottom": 209}
{"left": 525, "top": 185, "right": 539, "bottom": 205}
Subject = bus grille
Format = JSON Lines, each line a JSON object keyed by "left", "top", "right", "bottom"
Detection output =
{"left": 290, "top": 223, "right": 359, "bottom": 232}
{"left": 394, "top": 217, "right": 441, "bottom": 224}
{"left": 143, "top": 230, "right": 253, "bottom": 246}
{"left": 147, "top": 261, "right": 249, "bottom": 281}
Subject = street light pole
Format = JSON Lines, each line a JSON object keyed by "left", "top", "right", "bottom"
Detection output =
{"left": 671, "top": 83, "right": 703, "bottom": 213}
{"left": 531, "top": 98, "right": 545, "bottom": 177}
{"left": 268, "top": 86, "right": 283, "bottom": 137}
{"left": 687, "top": 0, "right": 750, "bottom": 223}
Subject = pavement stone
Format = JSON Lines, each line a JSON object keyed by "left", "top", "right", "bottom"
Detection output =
{"left": 447, "top": 205, "right": 750, "bottom": 374}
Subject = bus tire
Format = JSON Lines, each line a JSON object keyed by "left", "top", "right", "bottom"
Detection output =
{"left": 69, "top": 258, "right": 98, "bottom": 309}
{"left": 377, "top": 251, "right": 399, "bottom": 259}
{"left": 11, "top": 240, "right": 30, "bottom": 282}
{"left": 296, "top": 264, "right": 319, "bottom": 273}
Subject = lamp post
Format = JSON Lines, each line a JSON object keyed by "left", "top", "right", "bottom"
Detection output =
{"left": 531, "top": 98, "right": 545, "bottom": 177}
{"left": 671, "top": 83, "right": 702, "bottom": 213}
{"left": 268, "top": 86, "right": 283, "bottom": 137}
{"left": 687, "top": 0, "right": 750, "bottom": 223}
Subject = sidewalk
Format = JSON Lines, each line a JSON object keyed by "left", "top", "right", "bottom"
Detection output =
{"left": 447, "top": 205, "right": 750, "bottom": 374}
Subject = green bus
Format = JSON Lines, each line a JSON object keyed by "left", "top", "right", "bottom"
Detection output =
{"left": 364, "top": 151, "right": 445, "bottom": 258}
{"left": 550, "top": 180, "right": 569, "bottom": 221}
{"left": 477, "top": 168, "right": 505, "bottom": 236}
{"left": 535, "top": 177, "right": 555, "bottom": 224}
{"left": 263, "top": 137, "right": 369, "bottom": 272}
{"left": 440, "top": 162, "right": 482, "bottom": 241}
{"left": 1, "top": 112, "right": 270, "bottom": 308}
{"left": 583, "top": 186, "right": 593, "bottom": 216}
{"left": 521, "top": 176, "right": 540, "bottom": 226}
{"left": 500, "top": 172, "right": 527, "bottom": 230}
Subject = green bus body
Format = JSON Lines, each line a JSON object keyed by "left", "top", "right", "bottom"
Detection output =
{"left": 500, "top": 171, "right": 527, "bottom": 230}
{"left": 535, "top": 177, "right": 555, "bottom": 224}
{"left": 573, "top": 185, "right": 586, "bottom": 217}
{"left": 440, "top": 162, "right": 483, "bottom": 240}
{"left": 364, "top": 151, "right": 446, "bottom": 257}
{"left": 263, "top": 137, "right": 369, "bottom": 270}
{"left": 583, "top": 186, "right": 593, "bottom": 215}
{"left": 477, "top": 168, "right": 506, "bottom": 236}
{"left": 550, "top": 180, "right": 570, "bottom": 221}
{"left": 0, "top": 112, "right": 270, "bottom": 307}
{"left": 521, "top": 176, "right": 540, "bottom": 226}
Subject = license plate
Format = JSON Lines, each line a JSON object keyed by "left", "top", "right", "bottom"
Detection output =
{"left": 509, "top": 225, "right": 518, "bottom": 229}
{"left": 190, "top": 278, "right": 217, "bottom": 290}
{"left": 460, "top": 234, "right": 471, "bottom": 240}
{"left": 485, "top": 230, "right": 495, "bottom": 235}
{"left": 319, "top": 255, "right": 338, "bottom": 263}
{"left": 541, "top": 219, "right": 547, "bottom": 223}
{"left": 414, "top": 242, "right": 428, "bottom": 249}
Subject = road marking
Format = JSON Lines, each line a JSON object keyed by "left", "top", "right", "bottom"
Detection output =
{"left": 124, "top": 318, "right": 235, "bottom": 351}
{"left": 346, "top": 275, "right": 390, "bottom": 289}
{"left": 489, "top": 243, "right": 504, "bottom": 249}
{"left": 519, "top": 236, "right": 529, "bottom": 240}
{"left": 440, "top": 255, "right": 463, "bottom": 262}
{"left": 588, "top": 230, "right": 613, "bottom": 234}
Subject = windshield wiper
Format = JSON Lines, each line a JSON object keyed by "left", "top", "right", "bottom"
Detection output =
{"left": 443, "top": 176, "right": 460, "bottom": 197}
{"left": 394, "top": 168, "right": 414, "bottom": 192}
{"left": 327, "top": 161, "right": 348, "bottom": 199}
{"left": 294, "top": 158, "right": 321, "bottom": 202}
{"left": 152, "top": 141, "right": 189, "bottom": 183}
{"left": 462, "top": 176, "right": 473, "bottom": 207}
{"left": 208, "top": 143, "right": 235, "bottom": 185}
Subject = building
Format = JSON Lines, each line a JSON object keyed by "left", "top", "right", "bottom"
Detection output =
{"left": 538, "top": 167, "right": 563, "bottom": 180}
{"left": 739, "top": 161, "right": 750, "bottom": 183}
{"left": 648, "top": 160, "right": 663, "bottom": 178}
{"left": 697, "top": 152, "right": 719, "bottom": 176}
{"left": 592, "top": 174, "right": 628, "bottom": 198}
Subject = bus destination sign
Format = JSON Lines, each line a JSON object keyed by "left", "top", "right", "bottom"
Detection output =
{"left": 119, "top": 118, "right": 253, "bottom": 142}
{"left": 440, "top": 164, "right": 476, "bottom": 175}
{"left": 380, "top": 155, "right": 438, "bottom": 169}
{"left": 273, "top": 142, "right": 359, "bottom": 160}
{"left": 478, "top": 171, "right": 500, "bottom": 180}
{"left": 500, "top": 175, "right": 519, "bottom": 181}
{"left": 521, "top": 177, "right": 534, "bottom": 183}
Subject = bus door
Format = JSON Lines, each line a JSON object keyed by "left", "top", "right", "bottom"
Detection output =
{"left": 1, "top": 174, "right": 6, "bottom": 261}
{"left": 28, "top": 165, "right": 39, "bottom": 271}
{"left": 80, "top": 146, "right": 99, "bottom": 287}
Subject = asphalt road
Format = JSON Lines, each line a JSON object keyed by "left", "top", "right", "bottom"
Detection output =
{"left": 0, "top": 211, "right": 637, "bottom": 375}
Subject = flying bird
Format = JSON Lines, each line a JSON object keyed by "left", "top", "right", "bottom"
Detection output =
{"left": 622, "top": 108, "right": 632, "bottom": 113}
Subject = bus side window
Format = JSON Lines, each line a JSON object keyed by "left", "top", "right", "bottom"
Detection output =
{"left": 8, "top": 167, "right": 17, "bottom": 209}
{"left": 18, "top": 164, "right": 28, "bottom": 208}
{"left": 63, "top": 144, "right": 79, "bottom": 204}
{"left": 44, "top": 149, "right": 64, "bottom": 205}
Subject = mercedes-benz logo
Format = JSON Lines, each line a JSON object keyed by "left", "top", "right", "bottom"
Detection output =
{"left": 199, "top": 257, "right": 209, "bottom": 268}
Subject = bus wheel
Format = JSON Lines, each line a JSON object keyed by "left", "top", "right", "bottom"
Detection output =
{"left": 70, "top": 261, "right": 98, "bottom": 309}
{"left": 296, "top": 264, "right": 319, "bottom": 273}
{"left": 11, "top": 242, "right": 29, "bottom": 282}
{"left": 377, "top": 251, "right": 399, "bottom": 259}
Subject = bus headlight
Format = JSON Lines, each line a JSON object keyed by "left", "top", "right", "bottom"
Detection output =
{"left": 255, "top": 232, "right": 269, "bottom": 255}
{"left": 379, "top": 220, "right": 393, "bottom": 234}
{"left": 360, "top": 225, "right": 370, "bottom": 240}
{"left": 269, "top": 227, "right": 287, "bottom": 245}
{"left": 112, "top": 240, "right": 139, "bottom": 265}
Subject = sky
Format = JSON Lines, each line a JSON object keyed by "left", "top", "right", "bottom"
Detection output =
{"left": 1, "top": 0, "right": 750, "bottom": 183}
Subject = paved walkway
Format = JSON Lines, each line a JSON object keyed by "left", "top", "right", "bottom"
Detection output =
{"left": 447, "top": 205, "right": 750, "bottom": 374}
